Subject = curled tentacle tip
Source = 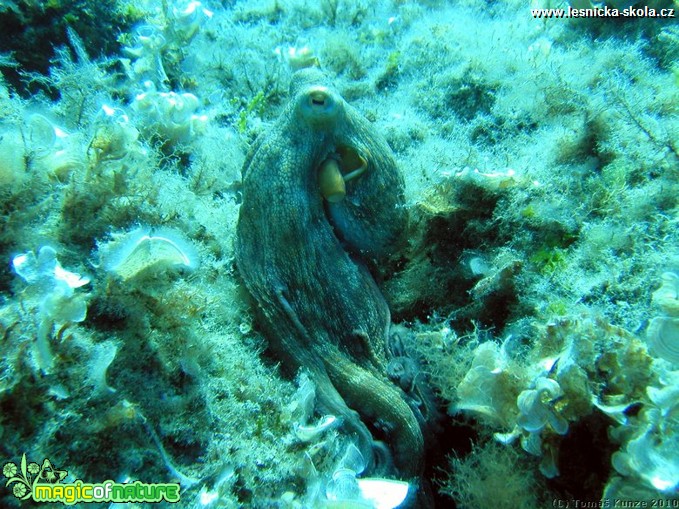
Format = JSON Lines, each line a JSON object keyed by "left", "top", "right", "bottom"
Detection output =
{"left": 338, "top": 146, "right": 368, "bottom": 182}
{"left": 319, "top": 158, "right": 346, "bottom": 203}
{"left": 318, "top": 147, "right": 369, "bottom": 203}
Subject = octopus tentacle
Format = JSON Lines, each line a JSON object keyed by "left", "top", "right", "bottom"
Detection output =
{"left": 235, "top": 68, "right": 425, "bottom": 481}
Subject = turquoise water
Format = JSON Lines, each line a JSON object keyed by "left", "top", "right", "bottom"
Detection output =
{"left": 0, "top": 1, "right": 677, "bottom": 507}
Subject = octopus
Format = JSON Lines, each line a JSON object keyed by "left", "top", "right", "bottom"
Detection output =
{"left": 235, "top": 68, "right": 424, "bottom": 479}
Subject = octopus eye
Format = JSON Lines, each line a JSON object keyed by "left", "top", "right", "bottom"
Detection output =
{"left": 299, "top": 86, "right": 341, "bottom": 124}
{"left": 309, "top": 90, "right": 330, "bottom": 107}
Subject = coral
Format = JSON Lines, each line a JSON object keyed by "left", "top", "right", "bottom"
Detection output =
{"left": 304, "top": 443, "right": 411, "bottom": 509}
{"left": 98, "top": 226, "right": 199, "bottom": 282}
{"left": 122, "top": 23, "right": 169, "bottom": 84}
{"left": 0, "top": 125, "right": 27, "bottom": 192}
{"left": 454, "top": 341, "right": 521, "bottom": 428}
{"left": 516, "top": 377, "right": 568, "bottom": 436}
{"left": 84, "top": 340, "right": 118, "bottom": 397}
{"left": 647, "top": 272, "right": 679, "bottom": 364}
{"left": 611, "top": 369, "right": 679, "bottom": 494}
{"left": 169, "top": 1, "right": 213, "bottom": 42}
{"left": 603, "top": 273, "right": 679, "bottom": 497}
{"left": 25, "top": 114, "right": 86, "bottom": 181}
{"left": 133, "top": 83, "right": 208, "bottom": 145}
{"left": 652, "top": 271, "right": 679, "bottom": 316}
{"left": 12, "top": 245, "right": 89, "bottom": 373}
{"left": 648, "top": 318, "right": 679, "bottom": 365}
{"left": 88, "top": 104, "right": 140, "bottom": 163}
{"left": 455, "top": 340, "right": 568, "bottom": 477}
{"left": 513, "top": 377, "right": 569, "bottom": 478}
{"left": 274, "top": 45, "right": 319, "bottom": 72}
{"left": 121, "top": 1, "right": 212, "bottom": 90}
{"left": 286, "top": 373, "right": 339, "bottom": 442}
{"left": 454, "top": 316, "right": 656, "bottom": 483}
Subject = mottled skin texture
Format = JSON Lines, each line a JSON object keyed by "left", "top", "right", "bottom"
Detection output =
{"left": 236, "top": 68, "right": 424, "bottom": 478}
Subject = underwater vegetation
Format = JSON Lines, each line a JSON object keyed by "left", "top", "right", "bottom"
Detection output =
{"left": 0, "top": 0, "right": 677, "bottom": 508}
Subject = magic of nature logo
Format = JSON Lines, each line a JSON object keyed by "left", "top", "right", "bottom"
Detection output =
{"left": 3, "top": 453, "right": 180, "bottom": 505}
